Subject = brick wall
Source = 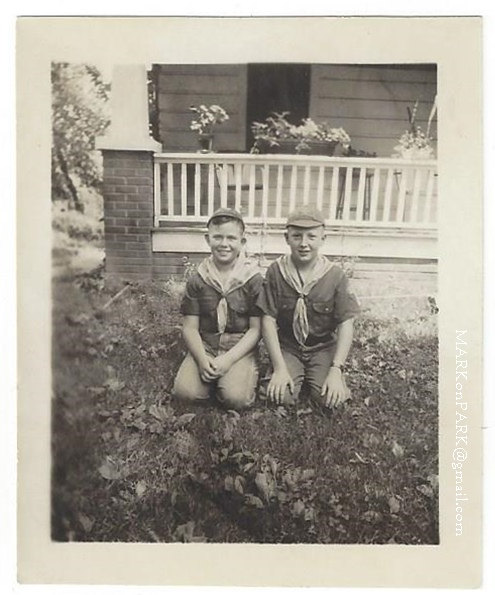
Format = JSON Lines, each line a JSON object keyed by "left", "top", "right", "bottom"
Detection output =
{"left": 101, "top": 150, "right": 154, "bottom": 279}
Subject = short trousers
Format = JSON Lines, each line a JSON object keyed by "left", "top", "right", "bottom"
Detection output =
{"left": 272, "top": 342, "right": 351, "bottom": 407}
{"left": 173, "top": 333, "right": 258, "bottom": 410}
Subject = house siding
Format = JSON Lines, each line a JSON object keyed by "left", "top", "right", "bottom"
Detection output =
{"left": 309, "top": 64, "right": 437, "bottom": 157}
{"left": 155, "top": 64, "right": 247, "bottom": 152}
{"left": 151, "top": 251, "right": 437, "bottom": 281}
{"left": 154, "top": 63, "right": 437, "bottom": 158}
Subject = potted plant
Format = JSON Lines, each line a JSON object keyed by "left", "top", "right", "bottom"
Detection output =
{"left": 190, "top": 104, "right": 229, "bottom": 152}
{"left": 250, "top": 112, "right": 351, "bottom": 156}
{"left": 392, "top": 99, "right": 436, "bottom": 160}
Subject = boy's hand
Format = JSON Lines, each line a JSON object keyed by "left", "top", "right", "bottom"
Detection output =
{"left": 267, "top": 366, "right": 294, "bottom": 404}
{"left": 321, "top": 368, "right": 348, "bottom": 408}
{"left": 210, "top": 353, "right": 234, "bottom": 378}
{"left": 198, "top": 356, "right": 218, "bottom": 383}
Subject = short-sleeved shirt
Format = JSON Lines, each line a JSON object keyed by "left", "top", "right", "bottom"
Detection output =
{"left": 256, "top": 261, "right": 360, "bottom": 352}
{"left": 180, "top": 271, "right": 264, "bottom": 353}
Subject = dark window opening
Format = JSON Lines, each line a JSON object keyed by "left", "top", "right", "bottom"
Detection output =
{"left": 246, "top": 63, "right": 311, "bottom": 151}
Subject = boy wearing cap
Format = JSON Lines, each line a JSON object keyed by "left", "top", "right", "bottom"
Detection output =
{"left": 257, "top": 206, "right": 360, "bottom": 408}
{"left": 174, "top": 208, "right": 263, "bottom": 410}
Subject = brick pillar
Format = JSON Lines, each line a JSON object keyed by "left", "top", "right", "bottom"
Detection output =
{"left": 101, "top": 150, "right": 155, "bottom": 280}
{"left": 96, "top": 64, "right": 162, "bottom": 280}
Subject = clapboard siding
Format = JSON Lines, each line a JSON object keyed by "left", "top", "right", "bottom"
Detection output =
{"left": 159, "top": 94, "right": 243, "bottom": 113}
{"left": 317, "top": 79, "right": 437, "bottom": 102}
{"left": 151, "top": 251, "right": 437, "bottom": 280}
{"left": 157, "top": 64, "right": 241, "bottom": 76}
{"left": 310, "top": 65, "right": 437, "bottom": 157}
{"left": 158, "top": 112, "right": 240, "bottom": 133}
{"left": 159, "top": 131, "right": 244, "bottom": 153}
{"left": 314, "top": 64, "right": 437, "bottom": 84}
{"left": 155, "top": 63, "right": 437, "bottom": 158}
{"left": 156, "top": 64, "right": 247, "bottom": 152}
{"left": 314, "top": 98, "right": 436, "bottom": 123}
{"left": 159, "top": 74, "right": 242, "bottom": 95}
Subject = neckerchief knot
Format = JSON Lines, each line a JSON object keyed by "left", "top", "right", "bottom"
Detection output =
{"left": 276, "top": 254, "right": 333, "bottom": 345}
{"left": 197, "top": 254, "right": 260, "bottom": 334}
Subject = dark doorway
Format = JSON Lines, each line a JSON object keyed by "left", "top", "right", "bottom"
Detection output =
{"left": 246, "top": 63, "right": 311, "bottom": 150}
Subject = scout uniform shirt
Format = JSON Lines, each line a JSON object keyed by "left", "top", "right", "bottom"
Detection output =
{"left": 256, "top": 257, "right": 360, "bottom": 353}
{"left": 180, "top": 256, "right": 263, "bottom": 354}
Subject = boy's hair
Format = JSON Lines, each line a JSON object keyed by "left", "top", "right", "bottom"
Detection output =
{"left": 208, "top": 215, "right": 245, "bottom": 233}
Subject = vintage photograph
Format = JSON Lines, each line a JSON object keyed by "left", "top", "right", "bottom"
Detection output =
{"left": 17, "top": 16, "right": 483, "bottom": 587}
{"left": 51, "top": 60, "right": 439, "bottom": 544}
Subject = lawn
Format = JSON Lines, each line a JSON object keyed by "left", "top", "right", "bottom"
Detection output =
{"left": 51, "top": 264, "right": 439, "bottom": 544}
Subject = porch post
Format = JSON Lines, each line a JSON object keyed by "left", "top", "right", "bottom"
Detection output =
{"left": 96, "top": 64, "right": 162, "bottom": 280}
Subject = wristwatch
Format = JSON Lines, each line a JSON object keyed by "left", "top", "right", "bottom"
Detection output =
{"left": 330, "top": 362, "right": 345, "bottom": 372}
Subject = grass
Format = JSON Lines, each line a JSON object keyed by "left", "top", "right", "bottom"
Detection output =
{"left": 51, "top": 266, "right": 439, "bottom": 544}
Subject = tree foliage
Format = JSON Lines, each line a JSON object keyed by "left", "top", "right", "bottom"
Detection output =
{"left": 52, "top": 62, "right": 110, "bottom": 210}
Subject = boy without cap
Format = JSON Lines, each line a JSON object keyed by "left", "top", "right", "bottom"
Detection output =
{"left": 174, "top": 208, "right": 263, "bottom": 410}
{"left": 256, "top": 206, "right": 360, "bottom": 408}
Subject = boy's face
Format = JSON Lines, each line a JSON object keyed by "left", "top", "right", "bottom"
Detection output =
{"left": 285, "top": 225, "right": 325, "bottom": 266}
{"left": 205, "top": 220, "right": 245, "bottom": 267}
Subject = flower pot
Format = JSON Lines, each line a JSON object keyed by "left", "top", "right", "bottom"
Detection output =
{"left": 198, "top": 133, "right": 214, "bottom": 153}
{"left": 254, "top": 138, "right": 337, "bottom": 156}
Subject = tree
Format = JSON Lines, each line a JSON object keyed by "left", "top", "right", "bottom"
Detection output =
{"left": 51, "top": 63, "right": 110, "bottom": 211}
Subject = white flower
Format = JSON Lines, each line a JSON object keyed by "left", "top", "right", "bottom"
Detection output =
{"left": 189, "top": 104, "right": 230, "bottom": 134}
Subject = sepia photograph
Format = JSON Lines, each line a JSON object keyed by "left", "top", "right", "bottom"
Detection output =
{"left": 16, "top": 16, "right": 483, "bottom": 587}
{"left": 51, "top": 60, "right": 439, "bottom": 545}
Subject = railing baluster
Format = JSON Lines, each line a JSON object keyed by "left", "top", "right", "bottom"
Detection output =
{"left": 181, "top": 163, "right": 188, "bottom": 217}
{"left": 410, "top": 167, "right": 422, "bottom": 223}
{"left": 167, "top": 162, "right": 174, "bottom": 217}
{"left": 262, "top": 164, "right": 269, "bottom": 219}
{"left": 329, "top": 166, "right": 339, "bottom": 221}
{"left": 207, "top": 163, "right": 214, "bottom": 215}
{"left": 154, "top": 161, "right": 161, "bottom": 227}
{"left": 342, "top": 167, "right": 353, "bottom": 221}
{"left": 234, "top": 164, "right": 242, "bottom": 212}
{"left": 289, "top": 165, "right": 298, "bottom": 212}
{"left": 383, "top": 168, "right": 393, "bottom": 223}
{"left": 316, "top": 166, "right": 324, "bottom": 211}
{"left": 424, "top": 168, "right": 435, "bottom": 224}
{"left": 396, "top": 167, "right": 408, "bottom": 222}
{"left": 303, "top": 165, "right": 311, "bottom": 205}
{"left": 275, "top": 165, "right": 283, "bottom": 219}
{"left": 194, "top": 162, "right": 201, "bottom": 217}
{"left": 248, "top": 164, "right": 255, "bottom": 218}
{"left": 220, "top": 164, "right": 228, "bottom": 208}
{"left": 369, "top": 167, "right": 380, "bottom": 222}
{"left": 355, "top": 167, "right": 366, "bottom": 222}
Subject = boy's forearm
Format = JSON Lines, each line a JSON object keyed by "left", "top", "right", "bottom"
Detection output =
{"left": 262, "top": 315, "right": 287, "bottom": 370}
{"left": 183, "top": 326, "right": 208, "bottom": 365}
{"left": 331, "top": 318, "right": 354, "bottom": 366}
{"left": 222, "top": 322, "right": 260, "bottom": 365}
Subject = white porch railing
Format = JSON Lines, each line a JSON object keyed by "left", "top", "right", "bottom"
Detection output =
{"left": 153, "top": 153, "right": 438, "bottom": 230}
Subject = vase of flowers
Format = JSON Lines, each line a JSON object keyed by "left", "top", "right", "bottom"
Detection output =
{"left": 250, "top": 112, "right": 351, "bottom": 156}
{"left": 190, "top": 104, "right": 229, "bottom": 152}
{"left": 392, "top": 99, "right": 437, "bottom": 160}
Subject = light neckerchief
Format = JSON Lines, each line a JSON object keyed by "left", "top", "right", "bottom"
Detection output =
{"left": 276, "top": 254, "right": 333, "bottom": 345}
{"left": 197, "top": 254, "right": 260, "bottom": 334}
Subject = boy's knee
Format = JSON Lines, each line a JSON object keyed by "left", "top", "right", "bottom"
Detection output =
{"left": 281, "top": 384, "right": 300, "bottom": 406}
{"left": 173, "top": 378, "right": 209, "bottom": 403}
{"left": 217, "top": 386, "right": 255, "bottom": 410}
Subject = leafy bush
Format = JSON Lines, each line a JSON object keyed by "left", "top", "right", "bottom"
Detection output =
{"left": 52, "top": 200, "right": 103, "bottom": 242}
{"left": 52, "top": 62, "right": 110, "bottom": 210}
